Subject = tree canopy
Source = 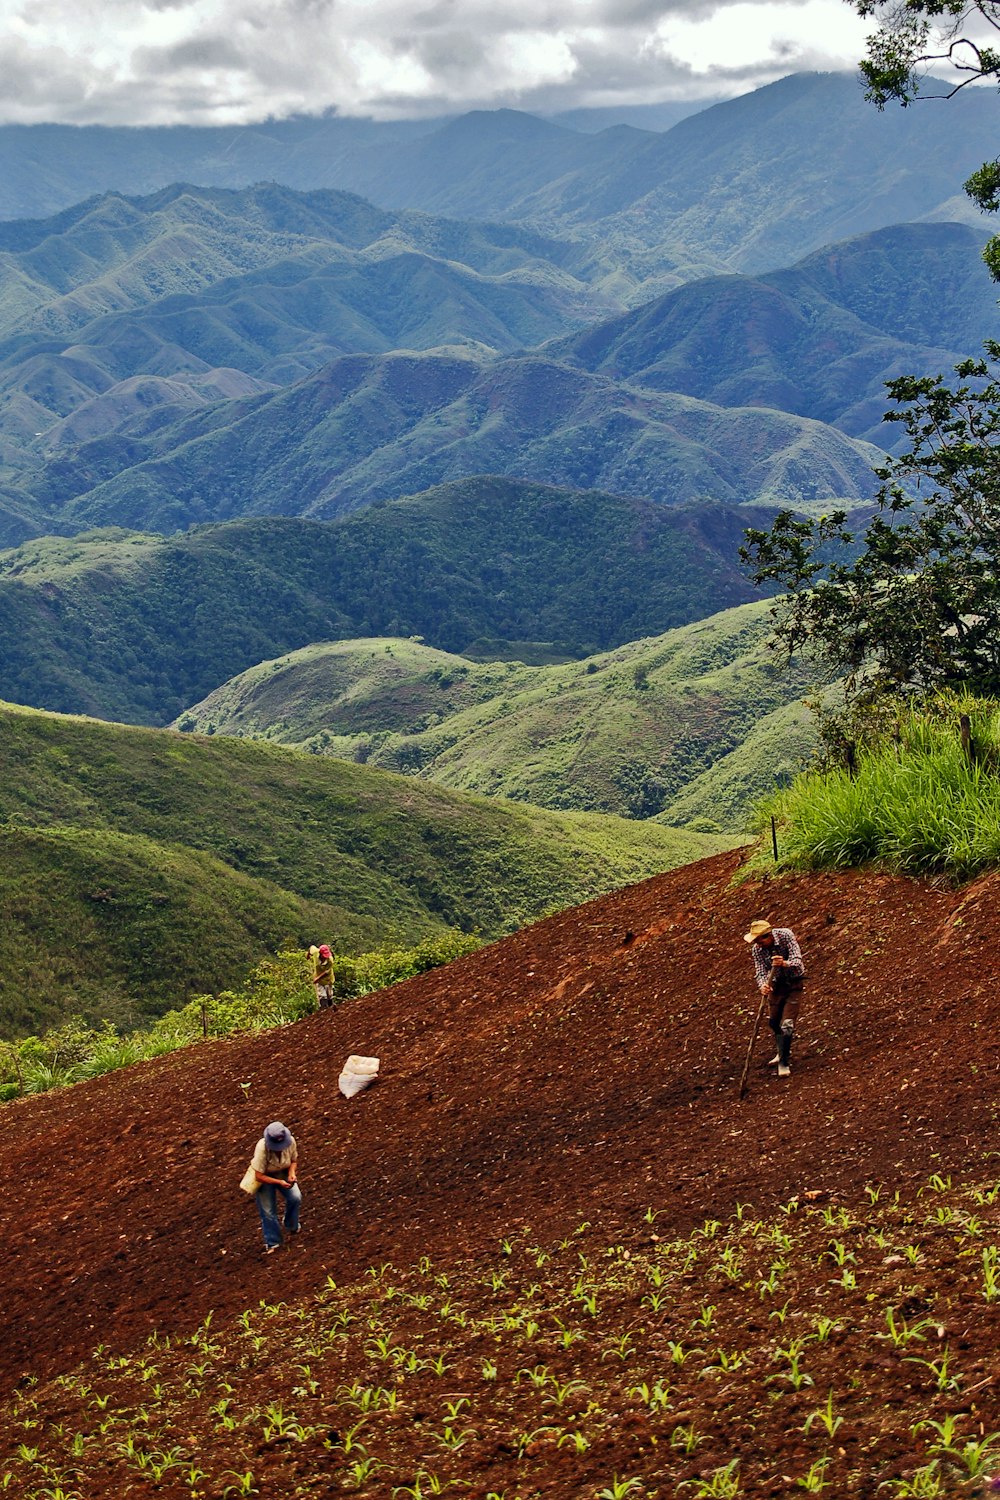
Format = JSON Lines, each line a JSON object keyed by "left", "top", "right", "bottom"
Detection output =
{"left": 853, "top": 0, "right": 1000, "bottom": 271}
{"left": 739, "top": 3, "right": 1000, "bottom": 709}
{"left": 740, "top": 349, "right": 1000, "bottom": 701}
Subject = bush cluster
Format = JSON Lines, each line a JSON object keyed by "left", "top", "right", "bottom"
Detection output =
{"left": 759, "top": 693, "right": 1000, "bottom": 879}
{"left": 0, "top": 931, "right": 480, "bottom": 1103}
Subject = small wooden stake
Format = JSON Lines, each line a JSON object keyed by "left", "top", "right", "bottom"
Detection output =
{"left": 770, "top": 814, "right": 779, "bottom": 863}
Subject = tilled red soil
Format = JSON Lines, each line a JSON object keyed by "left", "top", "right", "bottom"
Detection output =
{"left": 9, "top": 847, "right": 1000, "bottom": 1399}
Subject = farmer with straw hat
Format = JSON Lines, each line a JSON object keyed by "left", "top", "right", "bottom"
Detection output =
{"left": 744, "top": 919, "right": 806, "bottom": 1078}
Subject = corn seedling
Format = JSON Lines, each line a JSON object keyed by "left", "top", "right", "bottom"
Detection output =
{"left": 879, "top": 1308, "right": 932, "bottom": 1348}
{"left": 544, "top": 1378, "right": 587, "bottom": 1407}
{"left": 904, "top": 1348, "right": 961, "bottom": 1394}
{"left": 804, "top": 1392, "right": 843, "bottom": 1439}
{"left": 514, "top": 1426, "right": 557, "bottom": 1458}
{"left": 770, "top": 1340, "right": 814, "bottom": 1391}
{"left": 346, "top": 1456, "right": 380, "bottom": 1486}
{"left": 877, "top": 1460, "right": 943, "bottom": 1496}
{"left": 796, "top": 1455, "right": 832, "bottom": 1492}
{"left": 221, "top": 1473, "right": 258, "bottom": 1498}
{"left": 596, "top": 1476, "right": 643, "bottom": 1499}
{"left": 671, "top": 1423, "right": 703, "bottom": 1455}
{"left": 683, "top": 1460, "right": 741, "bottom": 1497}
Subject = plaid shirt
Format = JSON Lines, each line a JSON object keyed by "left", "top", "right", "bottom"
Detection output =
{"left": 751, "top": 928, "right": 805, "bottom": 991}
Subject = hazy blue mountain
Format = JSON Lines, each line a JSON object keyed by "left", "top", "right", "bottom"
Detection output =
{"left": 0, "top": 481, "right": 778, "bottom": 724}
{"left": 0, "top": 115, "right": 439, "bottom": 222}
{"left": 510, "top": 73, "right": 998, "bottom": 273}
{"left": 0, "top": 75, "right": 993, "bottom": 287}
{"left": 550, "top": 101, "right": 719, "bottom": 133}
{"left": 552, "top": 222, "right": 998, "bottom": 444}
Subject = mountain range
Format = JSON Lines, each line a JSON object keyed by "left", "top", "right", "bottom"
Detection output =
{"left": 553, "top": 221, "right": 997, "bottom": 445}
{"left": 0, "top": 73, "right": 994, "bottom": 284}
{"left": 0, "top": 186, "right": 990, "bottom": 545}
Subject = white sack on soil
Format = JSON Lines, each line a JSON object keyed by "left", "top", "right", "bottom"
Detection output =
{"left": 339, "top": 1054, "right": 380, "bottom": 1098}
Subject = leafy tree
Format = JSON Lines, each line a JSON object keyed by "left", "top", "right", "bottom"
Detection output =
{"left": 740, "top": 3, "right": 1000, "bottom": 708}
{"left": 740, "top": 348, "right": 1000, "bottom": 700}
{"left": 853, "top": 0, "right": 1000, "bottom": 272}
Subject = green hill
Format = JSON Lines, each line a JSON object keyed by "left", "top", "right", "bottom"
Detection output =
{"left": 40, "top": 349, "right": 881, "bottom": 534}
{"left": 553, "top": 222, "right": 995, "bottom": 446}
{"left": 0, "top": 483, "right": 781, "bottom": 724}
{"left": 175, "top": 601, "right": 817, "bottom": 829}
{"left": 0, "top": 699, "right": 731, "bottom": 1037}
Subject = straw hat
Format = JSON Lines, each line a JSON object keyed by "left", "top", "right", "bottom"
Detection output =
{"left": 743, "top": 919, "right": 773, "bottom": 944}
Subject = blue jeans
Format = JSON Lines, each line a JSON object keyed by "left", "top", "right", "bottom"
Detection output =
{"left": 256, "top": 1181, "right": 302, "bottom": 1248}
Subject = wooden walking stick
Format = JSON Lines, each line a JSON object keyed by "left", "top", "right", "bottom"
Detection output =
{"left": 738, "top": 990, "right": 768, "bottom": 1099}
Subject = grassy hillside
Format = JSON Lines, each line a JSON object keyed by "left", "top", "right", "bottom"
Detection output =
{"left": 0, "top": 699, "right": 730, "bottom": 1035}
{"left": 0, "top": 484, "right": 778, "bottom": 724}
{"left": 176, "top": 601, "right": 817, "bottom": 828}
{"left": 44, "top": 349, "right": 883, "bottom": 534}
{"left": 761, "top": 693, "right": 1000, "bottom": 880}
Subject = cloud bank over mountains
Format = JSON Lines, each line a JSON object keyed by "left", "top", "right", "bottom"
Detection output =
{"left": 3, "top": 0, "right": 871, "bottom": 125}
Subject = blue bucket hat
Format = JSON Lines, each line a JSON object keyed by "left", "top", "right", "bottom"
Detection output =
{"left": 264, "top": 1121, "right": 292, "bottom": 1152}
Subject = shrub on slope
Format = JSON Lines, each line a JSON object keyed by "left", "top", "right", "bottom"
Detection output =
{"left": 761, "top": 694, "right": 1000, "bottom": 878}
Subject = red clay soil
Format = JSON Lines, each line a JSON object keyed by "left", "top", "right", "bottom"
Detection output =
{"left": 8, "top": 848, "right": 1000, "bottom": 1399}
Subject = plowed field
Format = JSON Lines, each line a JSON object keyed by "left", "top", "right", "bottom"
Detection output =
{"left": 7, "top": 848, "right": 1000, "bottom": 1497}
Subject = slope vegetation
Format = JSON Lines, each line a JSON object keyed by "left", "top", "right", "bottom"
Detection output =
{"left": 0, "top": 701, "right": 728, "bottom": 1034}
{"left": 4, "top": 847, "right": 1000, "bottom": 1499}
{"left": 0, "top": 485, "right": 777, "bottom": 724}
{"left": 176, "top": 601, "right": 816, "bottom": 827}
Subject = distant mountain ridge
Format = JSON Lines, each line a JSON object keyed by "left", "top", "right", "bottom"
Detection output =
{"left": 0, "top": 182, "right": 614, "bottom": 542}
{"left": 552, "top": 221, "right": 997, "bottom": 444}
{"left": 0, "top": 74, "right": 992, "bottom": 281}
{"left": 30, "top": 347, "right": 881, "bottom": 535}
{"left": 0, "top": 203, "right": 988, "bottom": 544}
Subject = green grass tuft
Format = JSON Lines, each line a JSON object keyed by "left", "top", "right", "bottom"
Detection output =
{"left": 757, "top": 694, "right": 1000, "bottom": 880}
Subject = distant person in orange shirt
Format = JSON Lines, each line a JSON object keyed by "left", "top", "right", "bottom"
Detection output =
{"left": 312, "top": 943, "right": 335, "bottom": 1009}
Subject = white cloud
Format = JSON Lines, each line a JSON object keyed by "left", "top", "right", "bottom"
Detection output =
{"left": 0, "top": 0, "right": 873, "bottom": 125}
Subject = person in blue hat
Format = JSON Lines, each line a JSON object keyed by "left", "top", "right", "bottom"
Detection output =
{"left": 251, "top": 1121, "right": 301, "bottom": 1254}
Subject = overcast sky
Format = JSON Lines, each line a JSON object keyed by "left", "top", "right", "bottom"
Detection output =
{"left": 1, "top": 0, "right": 875, "bottom": 127}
